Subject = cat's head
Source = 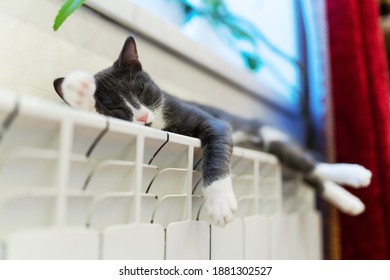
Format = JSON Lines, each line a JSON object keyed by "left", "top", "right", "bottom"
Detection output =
{"left": 54, "top": 36, "right": 162, "bottom": 126}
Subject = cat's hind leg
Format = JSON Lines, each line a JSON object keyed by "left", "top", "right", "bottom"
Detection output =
{"left": 59, "top": 71, "right": 96, "bottom": 112}
{"left": 312, "top": 163, "right": 372, "bottom": 188}
{"left": 322, "top": 180, "right": 366, "bottom": 215}
{"left": 304, "top": 176, "right": 365, "bottom": 215}
{"left": 260, "top": 126, "right": 372, "bottom": 188}
{"left": 259, "top": 127, "right": 370, "bottom": 215}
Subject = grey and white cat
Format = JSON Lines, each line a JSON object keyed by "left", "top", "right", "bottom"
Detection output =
{"left": 54, "top": 36, "right": 372, "bottom": 226}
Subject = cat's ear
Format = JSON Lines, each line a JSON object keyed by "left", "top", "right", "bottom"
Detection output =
{"left": 117, "top": 36, "right": 142, "bottom": 71}
{"left": 53, "top": 77, "right": 68, "bottom": 104}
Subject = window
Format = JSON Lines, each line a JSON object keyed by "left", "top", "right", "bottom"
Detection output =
{"left": 131, "top": 0, "right": 302, "bottom": 109}
{"left": 87, "top": 0, "right": 329, "bottom": 143}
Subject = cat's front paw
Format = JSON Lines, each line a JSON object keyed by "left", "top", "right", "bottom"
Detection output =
{"left": 62, "top": 71, "right": 96, "bottom": 112}
{"left": 314, "top": 163, "right": 372, "bottom": 188}
{"left": 202, "top": 176, "right": 238, "bottom": 227}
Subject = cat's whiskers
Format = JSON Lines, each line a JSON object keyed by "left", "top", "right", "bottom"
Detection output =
{"left": 151, "top": 96, "right": 163, "bottom": 111}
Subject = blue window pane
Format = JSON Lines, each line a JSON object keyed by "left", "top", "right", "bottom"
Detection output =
{"left": 132, "top": 0, "right": 302, "bottom": 106}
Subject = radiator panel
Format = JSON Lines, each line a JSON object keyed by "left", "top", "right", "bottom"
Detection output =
{"left": 0, "top": 90, "right": 322, "bottom": 259}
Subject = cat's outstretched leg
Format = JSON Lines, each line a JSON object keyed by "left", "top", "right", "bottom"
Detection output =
{"left": 312, "top": 163, "right": 371, "bottom": 188}
{"left": 54, "top": 71, "right": 96, "bottom": 112}
{"left": 322, "top": 180, "right": 366, "bottom": 215}
{"left": 259, "top": 127, "right": 371, "bottom": 215}
{"left": 270, "top": 140, "right": 372, "bottom": 189}
{"left": 304, "top": 176, "right": 366, "bottom": 215}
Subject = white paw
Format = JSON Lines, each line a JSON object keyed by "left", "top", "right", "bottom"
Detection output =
{"left": 62, "top": 71, "right": 96, "bottom": 112}
{"left": 322, "top": 180, "right": 365, "bottom": 216}
{"left": 202, "top": 176, "right": 238, "bottom": 227}
{"left": 314, "top": 163, "right": 372, "bottom": 188}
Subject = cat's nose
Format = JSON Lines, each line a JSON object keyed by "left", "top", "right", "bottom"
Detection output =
{"left": 136, "top": 114, "right": 148, "bottom": 123}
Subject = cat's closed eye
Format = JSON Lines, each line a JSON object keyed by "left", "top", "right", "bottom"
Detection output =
{"left": 137, "top": 83, "right": 145, "bottom": 97}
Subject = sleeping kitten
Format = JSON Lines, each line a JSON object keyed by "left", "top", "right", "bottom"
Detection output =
{"left": 54, "top": 36, "right": 372, "bottom": 226}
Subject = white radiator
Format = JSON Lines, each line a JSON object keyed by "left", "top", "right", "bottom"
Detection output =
{"left": 0, "top": 90, "right": 322, "bottom": 260}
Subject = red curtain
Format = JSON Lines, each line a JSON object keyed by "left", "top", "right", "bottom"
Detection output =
{"left": 326, "top": 0, "right": 390, "bottom": 259}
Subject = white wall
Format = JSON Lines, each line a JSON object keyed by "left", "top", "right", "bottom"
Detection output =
{"left": 0, "top": 0, "right": 305, "bottom": 139}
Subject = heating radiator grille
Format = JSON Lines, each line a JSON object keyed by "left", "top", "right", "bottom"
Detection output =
{"left": 0, "top": 90, "right": 321, "bottom": 259}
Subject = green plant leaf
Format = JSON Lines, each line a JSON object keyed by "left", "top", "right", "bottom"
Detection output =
{"left": 240, "top": 51, "right": 262, "bottom": 72}
{"left": 53, "top": 0, "right": 86, "bottom": 31}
